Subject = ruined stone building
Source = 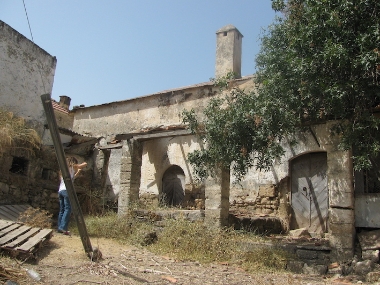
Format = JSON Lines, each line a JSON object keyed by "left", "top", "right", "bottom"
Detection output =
{"left": 1, "top": 19, "right": 380, "bottom": 263}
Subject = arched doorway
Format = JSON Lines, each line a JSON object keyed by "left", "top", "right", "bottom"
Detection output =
{"left": 290, "top": 152, "right": 328, "bottom": 234}
{"left": 161, "top": 165, "right": 185, "bottom": 207}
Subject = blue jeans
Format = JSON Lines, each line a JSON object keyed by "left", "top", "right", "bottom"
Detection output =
{"left": 58, "top": 190, "right": 71, "bottom": 231}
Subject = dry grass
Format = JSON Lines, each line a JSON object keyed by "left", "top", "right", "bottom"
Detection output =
{"left": 18, "top": 207, "right": 53, "bottom": 228}
{"left": 0, "top": 108, "right": 41, "bottom": 157}
{"left": 0, "top": 254, "right": 28, "bottom": 285}
{"left": 78, "top": 212, "right": 291, "bottom": 273}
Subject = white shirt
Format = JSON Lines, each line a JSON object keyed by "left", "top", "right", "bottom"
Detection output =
{"left": 58, "top": 166, "right": 75, "bottom": 192}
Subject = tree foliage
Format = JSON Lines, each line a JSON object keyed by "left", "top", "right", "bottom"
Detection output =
{"left": 183, "top": 0, "right": 380, "bottom": 181}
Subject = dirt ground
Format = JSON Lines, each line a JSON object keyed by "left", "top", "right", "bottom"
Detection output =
{"left": 5, "top": 232, "right": 376, "bottom": 285}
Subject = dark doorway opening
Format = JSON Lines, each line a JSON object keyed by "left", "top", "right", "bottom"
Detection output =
{"left": 161, "top": 165, "right": 185, "bottom": 207}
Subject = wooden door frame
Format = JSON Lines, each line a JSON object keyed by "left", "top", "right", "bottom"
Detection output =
{"left": 289, "top": 151, "right": 328, "bottom": 232}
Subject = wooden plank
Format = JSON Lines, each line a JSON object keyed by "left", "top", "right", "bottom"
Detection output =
{"left": 11, "top": 205, "right": 30, "bottom": 212}
{"left": 2, "top": 205, "right": 20, "bottom": 215}
{"left": 0, "top": 220, "right": 13, "bottom": 230}
{"left": 0, "top": 225, "right": 31, "bottom": 246}
{"left": 0, "top": 206, "right": 18, "bottom": 221}
{"left": 96, "top": 142, "right": 123, "bottom": 150}
{"left": 2, "top": 227, "right": 40, "bottom": 249}
{"left": 0, "top": 223, "right": 22, "bottom": 237}
{"left": 0, "top": 210, "right": 16, "bottom": 221}
{"left": 3, "top": 205, "right": 25, "bottom": 217}
{"left": 115, "top": 129, "right": 192, "bottom": 141}
{"left": 136, "top": 129, "right": 192, "bottom": 141}
{"left": 16, "top": 229, "right": 53, "bottom": 252}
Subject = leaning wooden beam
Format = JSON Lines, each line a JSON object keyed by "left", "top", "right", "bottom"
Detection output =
{"left": 41, "top": 94, "right": 94, "bottom": 257}
{"left": 115, "top": 129, "right": 192, "bottom": 141}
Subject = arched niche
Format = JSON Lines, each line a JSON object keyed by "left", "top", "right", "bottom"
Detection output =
{"left": 161, "top": 165, "right": 185, "bottom": 207}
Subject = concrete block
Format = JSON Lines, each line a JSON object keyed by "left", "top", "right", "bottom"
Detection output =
{"left": 358, "top": 229, "right": 380, "bottom": 250}
{"left": 204, "top": 209, "right": 228, "bottom": 228}
{"left": 329, "top": 208, "right": 354, "bottom": 224}
{"left": 329, "top": 234, "right": 354, "bottom": 252}
{"left": 286, "top": 260, "right": 304, "bottom": 273}
{"left": 330, "top": 247, "right": 354, "bottom": 262}
{"left": 355, "top": 194, "right": 380, "bottom": 228}
{"left": 329, "top": 223, "right": 355, "bottom": 236}
{"left": 327, "top": 151, "right": 352, "bottom": 176}
{"left": 329, "top": 189, "right": 354, "bottom": 208}
{"left": 296, "top": 249, "right": 318, "bottom": 260}
{"left": 362, "top": 250, "right": 379, "bottom": 262}
{"left": 302, "top": 263, "right": 327, "bottom": 275}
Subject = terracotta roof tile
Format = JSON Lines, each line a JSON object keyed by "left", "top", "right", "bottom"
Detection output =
{"left": 52, "top": 100, "right": 69, "bottom": 114}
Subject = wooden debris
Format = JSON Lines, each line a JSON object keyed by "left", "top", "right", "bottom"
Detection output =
{"left": 0, "top": 220, "right": 53, "bottom": 259}
{"left": 161, "top": 275, "right": 177, "bottom": 283}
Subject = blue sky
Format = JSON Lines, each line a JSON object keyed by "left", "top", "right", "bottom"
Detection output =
{"left": 1, "top": 1, "right": 277, "bottom": 108}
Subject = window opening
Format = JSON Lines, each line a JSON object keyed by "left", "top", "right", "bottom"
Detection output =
{"left": 9, "top": 157, "right": 28, "bottom": 175}
{"left": 42, "top": 168, "right": 52, "bottom": 180}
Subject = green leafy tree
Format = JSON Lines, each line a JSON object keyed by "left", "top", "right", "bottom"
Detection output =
{"left": 183, "top": 0, "right": 380, "bottom": 181}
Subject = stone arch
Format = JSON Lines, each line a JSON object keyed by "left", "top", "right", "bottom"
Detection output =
{"left": 289, "top": 151, "right": 328, "bottom": 234}
{"left": 161, "top": 165, "right": 185, "bottom": 207}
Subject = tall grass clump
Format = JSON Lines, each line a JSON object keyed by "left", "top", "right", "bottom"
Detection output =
{"left": 149, "top": 218, "right": 291, "bottom": 273}
{"left": 74, "top": 211, "right": 156, "bottom": 244}
{"left": 0, "top": 108, "right": 41, "bottom": 156}
{"left": 77, "top": 212, "right": 291, "bottom": 273}
{"left": 149, "top": 218, "right": 238, "bottom": 263}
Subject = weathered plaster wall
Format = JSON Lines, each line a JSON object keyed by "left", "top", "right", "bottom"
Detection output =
{"left": 73, "top": 78, "right": 255, "bottom": 203}
{"left": 72, "top": 78, "right": 255, "bottom": 138}
{"left": 106, "top": 148, "right": 123, "bottom": 199}
{"left": 140, "top": 135, "right": 198, "bottom": 196}
{"left": 0, "top": 20, "right": 56, "bottom": 136}
{"left": 72, "top": 84, "right": 216, "bottom": 137}
{"left": 54, "top": 109, "right": 74, "bottom": 130}
{"left": 0, "top": 21, "right": 60, "bottom": 214}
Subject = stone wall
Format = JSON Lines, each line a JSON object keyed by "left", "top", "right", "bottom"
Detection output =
{"left": 0, "top": 146, "right": 59, "bottom": 213}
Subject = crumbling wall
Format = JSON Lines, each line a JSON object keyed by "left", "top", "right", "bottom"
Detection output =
{"left": 0, "top": 20, "right": 59, "bottom": 215}
{"left": 0, "top": 146, "right": 59, "bottom": 212}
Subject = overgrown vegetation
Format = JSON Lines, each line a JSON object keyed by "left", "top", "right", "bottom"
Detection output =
{"left": 0, "top": 108, "right": 41, "bottom": 157}
{"left": 74, "top": 212, "right": 291, "bottom": 273}
{"left": 18, "top": 207, "right": 53, "bottom": 228}
{"left": 183, "top": 0, "right": 380, "bottom": 181}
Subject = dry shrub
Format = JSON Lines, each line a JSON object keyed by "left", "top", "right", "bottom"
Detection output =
{"left": 0, "top": 108, "right": 41, "bottom": 157}
{"left": 78, "top": 189, "right": 104, "bottom": 215}
{"left": 18, "top": 207, "right": 53, "bottom": 228}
